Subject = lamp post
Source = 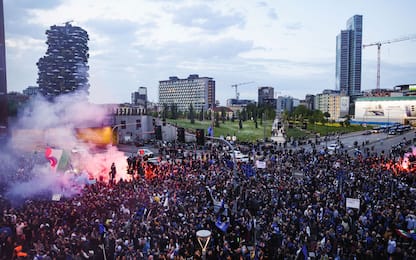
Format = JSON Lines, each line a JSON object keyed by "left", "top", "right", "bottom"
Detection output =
{"left": 196, "top": 230, "right": 211, "bottom": 260}
{"left": 263, "top": 112, "right": 266, "bottom": 141}
{"left": 206, "top": 135, "right": 238, "bottom": 183}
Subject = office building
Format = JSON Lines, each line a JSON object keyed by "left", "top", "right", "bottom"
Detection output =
{"left": 336, "top": 15, "right": 362, "bottom": 96}
{"left": 23, "top": 86, "right": 40, "bottom": 96}
{"left": 258, "top": 86, "right": 274, "bottom": 106}
{"left": 276, "top": 96, "right": 294, "bottom": 115}
{"left": 315, "top": 90, "right": 350, "bottom": 121}
{"left": 0, "top": 0, "right": 7, "bottom": 134}
{"left": 159, "top": 74, "right": 215, "bottom": 112}
{"left": 132, "top": 87, "right": 148, "bottom": 108}
{"left": 37, "top": 22, "right": 90, "bottom": 98}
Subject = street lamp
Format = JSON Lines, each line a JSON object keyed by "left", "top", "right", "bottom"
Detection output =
{"left": 206, "top": 135, "right": 238, "bottom": 184}
{"left": 196, "top": 230, "right": 211, "bottom": 260}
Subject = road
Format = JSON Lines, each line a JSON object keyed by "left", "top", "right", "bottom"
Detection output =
{"left": 301, "top": 129, "right": 416, "bottom": 156}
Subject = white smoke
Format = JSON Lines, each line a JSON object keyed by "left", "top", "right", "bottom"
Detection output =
{"left": 1, "top": 91, "right": 128, "bottom": 203}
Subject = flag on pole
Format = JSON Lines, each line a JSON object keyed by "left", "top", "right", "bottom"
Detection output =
{"left": 396, "top": 229, "right": 411, "bottom": 239}
{"left": 215, "top": 215, "right": 229, "bottom": 232}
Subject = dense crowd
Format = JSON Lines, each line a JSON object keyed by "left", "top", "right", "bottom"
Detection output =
{"left": 1, "top": 139, "right": 416, "bottom": 259}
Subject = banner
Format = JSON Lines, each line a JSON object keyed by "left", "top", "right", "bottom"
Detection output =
{"left": 346, "top": 198, "right": 360, "bottom": 210}
{"left": 256, "top": 160, "right": 266, "bottom": 169}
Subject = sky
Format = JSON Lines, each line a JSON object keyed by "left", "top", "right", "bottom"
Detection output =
{"left": 4, "top": 0, "right": 416, "bottom": 106}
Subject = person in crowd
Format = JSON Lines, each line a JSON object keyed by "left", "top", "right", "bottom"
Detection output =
{"left": 0, "top": 139, "right": 415, "bottom": 259}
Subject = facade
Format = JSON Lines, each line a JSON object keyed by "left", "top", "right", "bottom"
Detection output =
{"left": 304, "top": 94, "right": 316, "bottom": 110}
{"left": 37, "top": 22, "right": 90, "bottom": 98}
{"left": 276, "top": 96, "right": 294, "bottom": 115}
{"left": 0, "top": 0, "right": 7, "bottom": 134}
{"left": 336, "top": 15, "right": 362, "bottom": 96}
{"left": 315, "top": 90, "right": 350, "bottom": 121}
{"left": 23, "top": 86, "right": 40, "bottom": 96}
{"left": 258, "top": 86, "right": 274, "bottom": 106}
{"left": 393, "top": 84, "right": 416, "bottom": 96}
{"left": 131, "top": 87, "right": 147, "bottom": 108}
{"left": 159, "top": 74, "right": 215, "bottom": 112}
{"left": 226, "top": 98, "right": 256, "bottom": 107}
{"left": 353, "top": 96, "right": 416, "bottom": 125}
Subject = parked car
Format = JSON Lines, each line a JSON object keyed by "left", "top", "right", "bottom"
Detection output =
{"left": 388, "top": 130, "right": 397, "bottom": 135}
{"left": 137, "top": 148, "right": 154, "bottom": 157}
{"left": 362, "top": 130, "right": 372, "bottom": 135}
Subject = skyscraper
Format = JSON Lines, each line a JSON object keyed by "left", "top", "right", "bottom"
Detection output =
{"left": 37, "top": 22, "right": 90, "bottom": 99}
{"left": 159, "top": 74, "right": 215, "bottom": 112}
{"left": 336, "top": 15, "right": 362, "bottom": 96}
{"left": 131, "top": 87, "right": 148, "bottom": 108}
{"left": 258, "top": 86, "right": 274, "bottom": 106}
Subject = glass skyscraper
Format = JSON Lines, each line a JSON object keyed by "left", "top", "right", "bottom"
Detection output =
{"left": 336, "top": 15, "right": 362, "bottom": 96}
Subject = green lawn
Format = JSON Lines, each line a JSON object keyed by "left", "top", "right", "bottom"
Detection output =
{"left": 167, "top": 119, "right": 273, "bottom": 142}
{"left": 167, "top": 119, "right": 369, "bottom": 142}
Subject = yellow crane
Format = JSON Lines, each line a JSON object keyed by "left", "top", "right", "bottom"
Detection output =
{"left": 231, "top": 81, "right": 254, "bottom": 100}
{"left": 363, "top": 34, "right": 416, "bottom": 90}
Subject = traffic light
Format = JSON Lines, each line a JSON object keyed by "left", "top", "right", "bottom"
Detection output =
{"left": 177, "top": 127, "right": 185, "bottom": 143}
{"left": 136, "top": 119, "right": 141, "bottom": 129}
{"left": 155, "top": 125, "right": 162, "bottom": 140}
{"left": 196, "top": 129, "right": 204, "bottom": 145}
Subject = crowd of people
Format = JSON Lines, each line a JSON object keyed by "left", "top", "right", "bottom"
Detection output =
{"left": 1, "top": 137, "right": 416, "bottom": 259}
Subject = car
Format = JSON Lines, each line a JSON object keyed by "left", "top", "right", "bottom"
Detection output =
{"left": 230, "top": 150, "right": 250, "bottom": 163}
{"left": 137, "top": 148, "right": 154, "bottom": 158}
{"left": 327, "top": 143, "right": 341, "bottom": 154}
{"left": 388, "top": 130, "right": 397, "bottom": 135}
{"left": 371, "top": 127, "right": 381, "bottom": 133}
{"left": 362, "top": 130, "right": 372, "bottom": 135}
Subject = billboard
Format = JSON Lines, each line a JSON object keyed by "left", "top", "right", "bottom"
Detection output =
{"left": 75, "top": 127, "right": 113, "bottom": 146}
{"left": 340, "top": 96, "right": 350, "bottom": 113}
{"left": 355, "top": 97, "right": 416, "bottom": 124}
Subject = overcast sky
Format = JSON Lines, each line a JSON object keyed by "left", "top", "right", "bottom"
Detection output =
{"left": 4, "top": 0, "right": 416, "bottom": 105}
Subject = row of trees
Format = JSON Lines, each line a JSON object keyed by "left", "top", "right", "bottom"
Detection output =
{"left": 158, "top": 103, "right": 277, "bottom": 128}
{"left": 283, "top": 105, "right": 350, "bottom": 126}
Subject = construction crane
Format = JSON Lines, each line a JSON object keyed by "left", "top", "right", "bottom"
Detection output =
{"left": 231, "top": 81, "right": 254, "bottom": 100}
{"left": 363, "top": 34, "right": 416, "bottom": 90}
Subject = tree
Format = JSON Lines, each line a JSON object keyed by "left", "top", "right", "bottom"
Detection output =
{"left": 221, "top": 107, "right": 226, "bottom": 123}
{"left": 162, "top": 103, "right": 168, "bottom": 119}
{"left": 170, "top": 103, "right": 178, "bottom": 119}
{"left": 344, "top": 115, "right": 351, "bottom": 127}
{"left": 241, "top": 108, "right": 248, "bottom": 121}
{"left": 189, "top": 103, "right": 195, "bottom": 124}
{"left": 199, "top": 107, "right": 204, "bottom": 121}
{"left": 215, "top": 112, "right": 220, "bottom": 127}
{"left": 323, "top": 112, "right": 331, "bottom": 124}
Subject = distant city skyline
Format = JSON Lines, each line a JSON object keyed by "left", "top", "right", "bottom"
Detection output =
{"left": 4, "top": 0, "right": 416, "bottom": 105}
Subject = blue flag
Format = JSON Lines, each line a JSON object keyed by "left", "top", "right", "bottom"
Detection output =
{"left": 215, "top": 215, "right": 229, "bottom": 232}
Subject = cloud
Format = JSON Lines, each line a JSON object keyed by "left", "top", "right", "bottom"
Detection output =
{"left": 285, "top": 22, "right": 303, "bottom": 31}
{"left": 172, "top": 4, "right": 245, "bottom": 32}
{"left": 267, "top": 8, "right": 278, "bottom": 20}
{"left": 85, "top": 18, "right": 141, "bottom": 37}
{"left": 3, "top": 0, "right": 59, "bottom": 38}
{"left": 7, "top": 0, "right": 64, "bottom": 9}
